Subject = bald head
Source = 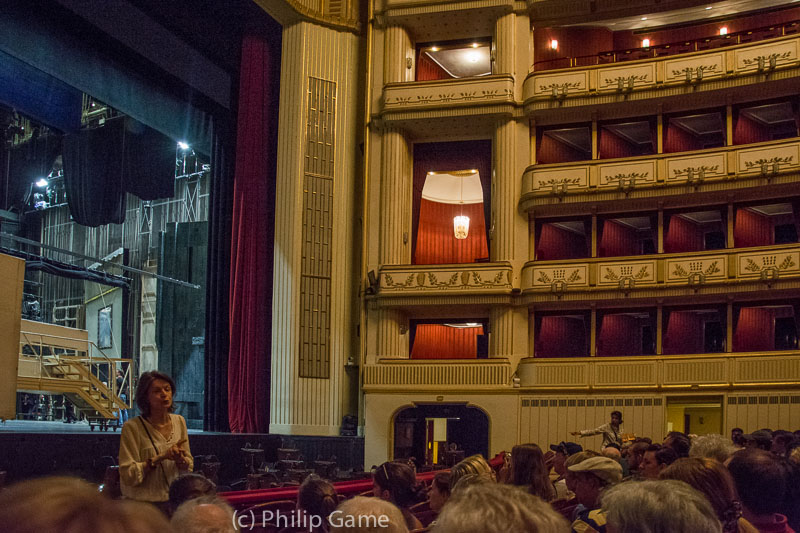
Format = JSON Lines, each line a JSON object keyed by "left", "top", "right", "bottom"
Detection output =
{"left": 171, "top": 496, "right": 236, "bottom": 533}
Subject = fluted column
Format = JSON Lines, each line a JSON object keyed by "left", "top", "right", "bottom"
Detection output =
{"left": 490, "top": 306, "right": 514, "bottom": 358}
{"left": 379, "top": 127, "right": 411, "bottom": 265}
{"left": 494, "top": 13, "right": 515, "bottom": 75}
{"left": 377, "top": 308, "right": 407, "bottom": 359}
{"left": 384, "top": 25, "right": 411, "bottom": 84}
{"left": 492, "top": 119, "right": 516, "bottom": 262}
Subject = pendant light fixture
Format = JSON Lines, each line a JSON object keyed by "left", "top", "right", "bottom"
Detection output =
{"left": 453, "top": 174, "right": 470, "bottom": 239}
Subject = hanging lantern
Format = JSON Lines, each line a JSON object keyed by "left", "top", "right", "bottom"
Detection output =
{"left": 453, "top": 215, "right": 470, "bottom": 239}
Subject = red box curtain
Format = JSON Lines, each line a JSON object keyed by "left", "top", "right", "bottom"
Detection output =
{"left": 664, "top": 216, "right": 705, "bottom": 253}
{"left": 536, "top": 224, "right": 587, "bottom": 260}
{"left": 734, "top": 209, "right": 772, "bottom": 247}
{"left": 597, "top": 314, "right": 640, "bottom": 356}
{"left": 414, "top": 200, "right": 488, "bottom": 264}
{"left": 411, "top": 324, "right": 483, "bottom": 359}
{"left": 733, "top": 308, "right": 775, "bottom": 352}
{"left": 599, "top": 220, "right": 638, "bottom": 257}
{"left": 535, "top": 316, "right": 587, "bottom": 358}
{"left": 663, "top": 311, "right": 704, "bottom": 355}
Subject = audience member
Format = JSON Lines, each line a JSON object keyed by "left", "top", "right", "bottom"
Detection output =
{"left": 639, "top": 444, "right": 678, "bottom": 479}
{"left": 288, "top": 474, "right": 338, "bottom": 533}
{"left": 450, "top": 472, "right": 494, "bottom": 495}
{"left": 661, "top": 457, "right": 758, "bottom": 533}
{"left": 625, "top": 441, "right": 650, "bottom": 477}
{"left": 732, "top": 428, "right": 745, "bottom": 447}
{"left": 690, "top": 434, "right": 738, "bottom": 463}
{"left": 431, "top": 483, "right": 569, "bottom": 533}
{"left": 663, "top": 431, "right": 691, "bottom": 458}
{"left": 171, "top": 495, "right": 236, "bottom": 533}
{"left": 771, "top": 432, "right": 797, "bottom": 458}
{"left": 601, "top": 479, "right": 722, "bottom": 533}
{"left": 329, "top": 497, "right": 408, "bottom": 533}
{"left": 572, "top": 411, "right": 624, "bottom": 448}
{"left": 427, "top": 472, "right": 450, "bottom": 513}
{"left": 0, "top": 476, "right": 173, "bottom": 533}
{"left": 505, "top": 443, "right": 556, "bottom": 501}
{"left": 550, "top": 442, "right": 582, "bottom": 499}
{"left": 169, "top": 473, "right": 216, "bottom": 515}
{"left": 567, "top": 456, "right": 623, "bottom": 533}
{"left": 449, "top": 454, "right": 495, "bottom": 488}
{"left": 372, "top": 462, "right": 424, "bottom": 530}
{"left": 728, "top": 449, "right": 793, "bottom": 533}
{"left": 749, "top": 431, "right": 774, "bottom": 452}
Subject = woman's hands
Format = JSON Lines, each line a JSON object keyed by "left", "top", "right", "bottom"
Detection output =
{"left": 148, "top": 439, "right": 190, "bottom": 470}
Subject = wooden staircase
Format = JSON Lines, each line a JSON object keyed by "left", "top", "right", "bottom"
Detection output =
{"left": 17, "top": 319, "right": 132, "bottom": 421}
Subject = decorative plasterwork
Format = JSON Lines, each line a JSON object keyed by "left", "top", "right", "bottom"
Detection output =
{"left": 596, "top": 261, "right": 656, "bottom": 288}
{"left": 530, "top": 265, "right": 589, "bottom": 291}
{"left": 598, "top": 64, "right": 655, "bottom": 92}
{"left": 380, "top": 263, "right": 513, "bottom": 294}
{"left": 528, "top": 167, "right": 590, "bottom": 192}
{"left": 737, "top": 144, "right": 800, "bottom": 175}
{"left": 738, "top": 250, "right": 800, "bottom": 279}
{"left": 532, "top": 72, "right": 588, "bottom": 97}
{"left": 736, "top": 39, "right": 798, "bottom": 73}
{"left": 667, "top": 153, "right": 727, "bottom": 183}
{"left": 665, "top": 256, "right": 726, "bottom": 285}
{"left": 382, "top": 75, "right": 514, "bottom": 115}
{"left": 598, "top": 161, "right": 656, "bottom": 188}
{"left": 664, "top": 53, "right": 724, "bottom": 83}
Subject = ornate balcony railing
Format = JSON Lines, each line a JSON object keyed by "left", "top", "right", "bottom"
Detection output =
{"left": 379, "top": 262, "right": 513, "bottom": 296}
{"left": 522, "top": 243, "right": 800, "bottom": 293}
{"left": 523, "top": 34, "right": 800, "bottom": 106}
{"left": 521, "top": 138, "right": 800, "bottom": 209}
{"left": 517, "top": 352, "right": 800, "bottom": 389}
{"left": 381, "top": 74, "right": 515, "bottom": 118}
{"left": 363, "top": 358, "right": 512, "bottom": 391}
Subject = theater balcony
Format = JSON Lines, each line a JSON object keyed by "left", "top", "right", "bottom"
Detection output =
{"left": 363, "top": 357, "right": 513, "bottom": 392}
{"left": 521, "top": 242, "right": 800, "bottom": 300}
{"left": 377, "top": 262, "right": 514, "bottom": 304}
{"left": 516, "top": 351, "right": 800, "bottom": 392}
{"left": 523, "top": 32, "right": 800, "bottom": 112}
{"left": 520, "top": 137, "right": 800, "bottom": 212}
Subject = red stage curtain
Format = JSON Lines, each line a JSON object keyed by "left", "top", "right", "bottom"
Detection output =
{"left": 733, "top": 113, "right": 770, "bottom": 145}
{"left": 597, "top": 314, "right": 639, "bottom": 356}
{"left": 412, "top": 141, "right": 492, "bottom": 262}
{"left": 663, "top": 312, "right": 704, "bottom": 355}
{"left": 664, "top": 122, "right": 697, "bottom": 153}
{"left": 536, "top": 317, "right": 587, "bottom": 357}
{"left": 228, "top": 32, "right": 277, "bottom": 433}
{"left": 734, "top": 209, "right": 772, "bottom": 248}
{"left": 411, "top": 324, "right": 482, "bottom": 359}
{"left": 536, "top": 224, "right": 588, "bottom": 260}
{"left": 537, "top": 134, "right": 590, "bottom": 164}
{"left": 599, "top": 220, "right": 638, "bottom": 257}
{"left": 414, "top": 200, "right": 488, "bottom": 264}
{"left": 416, "top": 51, "right": 452, "bottom": 81}
{"left": 664, "top": 215, "right": 705, "bottom": 253}
{"left": 733, "top": 308, "right": 775, "bottom": 352}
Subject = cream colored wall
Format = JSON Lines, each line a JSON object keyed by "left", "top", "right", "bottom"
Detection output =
{"left": 364, "top": 392, "right": 519, "bottom": 467}
{"left": 726, "top": 391, "right": 800, "bottom": 433}
{"left": 270, "top": 21, "right": 360, "bottom": 435}
{"left": 520, "top": 394, "right": 666, "bottom": 449}
{"left": 0, "top": 254, "right": 24, "bottom": 420}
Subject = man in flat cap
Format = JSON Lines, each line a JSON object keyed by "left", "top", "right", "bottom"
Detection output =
{"left": 567, "top": 457, "right": 622, "bottom": 533}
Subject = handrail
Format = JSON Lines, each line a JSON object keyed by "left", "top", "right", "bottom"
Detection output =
{"left": 533, "top": 20, "right": 798, "bottom": 72}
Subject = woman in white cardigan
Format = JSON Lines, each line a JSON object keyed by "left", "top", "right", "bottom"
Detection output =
{"left": 119, "top": 370, "right": 193, "bottom": 510}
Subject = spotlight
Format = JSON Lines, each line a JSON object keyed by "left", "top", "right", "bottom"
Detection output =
{"left": 35, "top": 178, "right": 48, "bottom": 188}
{"left": 177, "top": 141, "right": 191, "bottom": 150}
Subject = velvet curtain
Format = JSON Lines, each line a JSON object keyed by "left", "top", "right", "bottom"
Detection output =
{"left": 410, "top": 324, "right": 482, "bottom": 359}
{"left": 536, "top": 134, "right": 590, "bottom": 164}
{"left": 664, "top": 215, "right": 705, "bottom": 253}
{"left": 536, "top": 224, "right": 588, "bottom": 260}
{"left": 416, "top": 51, "right": 451, "bottom": 81}
{"left": 662, "top": 311, "right": 704, "bottom": 355}
{"left": 227, "top": 31, "right": 279, "bottom": 433}
{"left": 733, "top": 113, "right": 769, "bottom": 145}
{"left": 536, "top": 316, "right": 587, "bottom": 357}
{"left": 415, "top": 200, "right": 488, "bottom": 264}
{"left": 599, "top": 220, "right": 638, "bottom": 257}
{"left": 664, "top": 122, "right": 696, "bottom": 153}
{"left": 734, "top": 209, "right": 772, "bottom": 247}
{"left": 597, "top": 314, "right": 639, "bottom": 356}
{"left": 412, "top": 141, "right": 492, "bottom": 262}
{"left": 733, "top": 307, "right": 775, "bottom": 352}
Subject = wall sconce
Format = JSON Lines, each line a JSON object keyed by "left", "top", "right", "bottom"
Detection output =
{"left": 719, "top": 27, "right": 728, "bottom": 35}
{"left": 642, "top": 38, "right": 651, "bottom": 48}
{"left": 406, "top": 57, "right": 413, "bottom": 69}
{"left": 550, "top": 39, "right": 558, "bottom": 50}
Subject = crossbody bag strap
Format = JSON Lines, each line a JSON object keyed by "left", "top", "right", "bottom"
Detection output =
{"left": 138, "top": 416, "right": 170, "bottom": 490}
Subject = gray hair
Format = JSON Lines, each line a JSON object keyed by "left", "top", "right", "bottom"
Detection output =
{"left": 690, "top": 434, "right": 737, "bottom": 463}
{"left": 329, "top": 497, "right": 408, "bottom": 533}
{"left": 602, "top": 480, "right": 722, "bottom": 533}
{"left": 432, "top": 483, "right": 570, "bottom": 533}
{"left": 171, "top": 496, "right": 237, "bottom": 533}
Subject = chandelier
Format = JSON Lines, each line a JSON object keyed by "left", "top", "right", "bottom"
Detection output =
{"left": 453, "top": 175, "right": 469, "bottom": 239}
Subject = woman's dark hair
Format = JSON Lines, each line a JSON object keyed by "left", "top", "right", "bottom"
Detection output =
{"left": 431, "top": 471, "right": 451, "bottom": 498}
{"left": 373, "top": 461, "right": 424, "bottom": 508}
{"left": 611, "top": 410, "right": 623, "bottom": 422}
{"left": 509, "top": 444, "right": 555, "bottom": 501}
{"left": 647, "top": 444, "right": 679, "bottom": 467}
{"left": 134, "top": 371, "right": 176, "bottom": 417}
{"left": 298, "top": 474, "right": 338, "bottom": 520}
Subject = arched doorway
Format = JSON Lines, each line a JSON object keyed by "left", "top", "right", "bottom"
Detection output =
{"left": 393, "top": 403, "right": 489, "bottom": 468}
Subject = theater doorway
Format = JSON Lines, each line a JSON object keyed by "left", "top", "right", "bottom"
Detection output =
{"left": 666, "top": 396, "right": 723, "bottom": 435}
{"left": 392, "top": 403, "right": 489, "bottom": 468}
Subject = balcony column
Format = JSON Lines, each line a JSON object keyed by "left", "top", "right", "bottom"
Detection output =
{"left": 727, "top": 203, "right": 735, "bottom": 249}
{"left": 492, "top": 118, "right": 516, "bottom": 262}
{"left": 494, "top": 12, "right": 515, "bottom": 75}
{"left": 590, "top": 308, "right": 597, "bottom": 356}
{"left": 377, "top": 308, "right": 408, "bottom": 359}
{"left": 726, "top": 302, "right": 733, "bottom": 353}
{"left": 384, "top": 25, "right": 412, "bottom": 84}
{"left": 656, "top": 305, "right": 663, "bottom": 355}
{"left": 657, "top": 209, "right": 664, "bottom": 253}
{"left": 591, "top": 215, "right": 598, "bottom": 257}
{"left": 379, "top": 127, "right": 411, "bottom": 265}
{"left": 529, "top": 214, "right": 536, "bottom": 261}
{"left": 726, "top": 104, "right": 733, "bottom": 146}
{"left": 528, "top": 309, "right": 535, "bottom": 357}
